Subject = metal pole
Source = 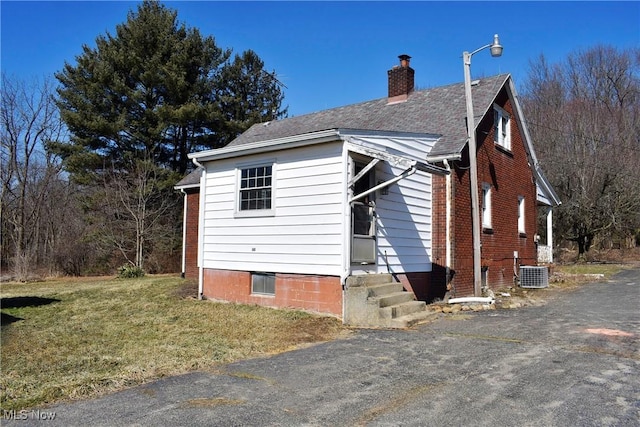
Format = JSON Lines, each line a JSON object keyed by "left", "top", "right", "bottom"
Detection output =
{"left": 463, "top": 51, "right": 483, "bottom": 297}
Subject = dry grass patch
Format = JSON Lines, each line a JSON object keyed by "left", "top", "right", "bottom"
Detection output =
{"left": 550, "top": 263, "right": 627, "bottom": 290}
{"left": 0, "top": 275, "right": 343, "bottom": 411}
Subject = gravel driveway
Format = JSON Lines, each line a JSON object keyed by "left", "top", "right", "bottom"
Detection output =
{"left": 4, "top": 269, "right": 639, "bottom": 426}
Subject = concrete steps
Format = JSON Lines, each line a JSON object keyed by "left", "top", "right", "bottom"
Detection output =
{"left": 344, "top": 274, "right": 439, "bottom": 329}
{"left": 379, "top": 300, "right": 425, "bottom": 318}
{"left": 367, "top": 282, "right": 404, "bottom": 296}
{"left": 389, "top": 309, "right": 440, "bottom": 329}
{"left": 374, "top": 291, "right": 415, "bottom": 307}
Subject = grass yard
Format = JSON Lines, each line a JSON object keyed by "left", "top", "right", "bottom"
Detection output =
{"left": 549, "top": 263, "right": 629, "bottom": 290}
{"left": 554, "top": 263, "right": 627, "bottom": 277}
{"left": 0, "top": 275, "right": 344, "bottom": 411}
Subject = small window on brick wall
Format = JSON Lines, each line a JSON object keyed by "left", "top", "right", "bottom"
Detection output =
{"left": 251, "top": 272, "right": 275, "bottom": 295}
{"left": 494, "top": 104, "right": 511, "bottom": 151}
{"left": 518, "top": 196, "right": 526, "bottom": 234}
{"left": 482, "top": 183, "right": 492, "bottom": 229}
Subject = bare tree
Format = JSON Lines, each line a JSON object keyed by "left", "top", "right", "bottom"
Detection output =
{"left": 85, "top": 157, "right": 181, "bottom": 272}
{"left": 1, "top": 74, "right": 67, "bottom": 279}
{"left": 522, "top": 46, "right": 640, "bottom": 258}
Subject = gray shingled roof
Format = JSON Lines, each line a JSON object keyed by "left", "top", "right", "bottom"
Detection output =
{"left": 228, "top": 74, "right": 510, "bottom": 158}
{"left": 174, "top": 167, "right": 203, "bottom": 188}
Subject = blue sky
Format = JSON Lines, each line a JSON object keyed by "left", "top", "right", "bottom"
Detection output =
{"left": 2, "top": 1, "right": 638, "bottom": 117}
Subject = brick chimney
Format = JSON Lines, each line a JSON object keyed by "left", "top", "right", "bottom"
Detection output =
{"left": 388, "top": 54, "right": 414, "bottom": 103}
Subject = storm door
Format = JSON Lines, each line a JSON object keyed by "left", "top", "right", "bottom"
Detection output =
{"left": 350, "top": 160, "right": 376, "bottom": 264}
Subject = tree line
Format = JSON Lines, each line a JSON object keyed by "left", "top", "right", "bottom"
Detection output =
{"left": 1, "top": 1, "right": 286, "bottom": 280}
{"left": 521, "top": 45, "right": 640, "bottom": 258}
{"left": 2, "top": 1, "right": 638, "bottom": 280}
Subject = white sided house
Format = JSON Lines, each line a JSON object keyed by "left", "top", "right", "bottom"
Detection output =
{"left": 190, "top": 128, "right": 447, "bottom": 320}
{"left": 180, "top": 55, "right": 560, "bottom": 327}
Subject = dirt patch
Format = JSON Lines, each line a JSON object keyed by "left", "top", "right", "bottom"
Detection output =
{"left": 585, "top": 328, "right": 634, "bottom": 337}
{"left": 173, "top": 279, "right": 198, "bottom": 299}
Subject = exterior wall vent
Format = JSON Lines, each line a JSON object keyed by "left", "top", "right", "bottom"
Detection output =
{"left": 519, "top": 266, "right": 549, "bottom": 288}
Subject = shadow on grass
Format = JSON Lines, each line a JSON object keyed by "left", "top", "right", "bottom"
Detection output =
{"left": 1, "top": 296, "right": 60, "bottom": 326}
{"left": 1, "top": 312, "right": 24, "bottom": 326}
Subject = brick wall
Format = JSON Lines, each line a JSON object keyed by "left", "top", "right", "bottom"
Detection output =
{"left": 452, "top": 146, "right": 474, "bottom": 295}
{"left": 183, "top": 189, "right": 199, "bottom": 280}
{"left": 396, "top": 268, "right": 447, "bottom": 303}
{"left": 203, "top": 269, "right": 343, "bottom": 317}
{"left": 451, "top": 88, "right": 538, "bottom": 295}
{"left": 430, "top": 173, "right": 450, "bottom": 301}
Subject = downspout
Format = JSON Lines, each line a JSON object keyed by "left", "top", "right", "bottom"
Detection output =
{"left": 341, "top": 144, "right": 351, "bottom": 321}
{"left": 180, "top": 189, "right": 187, "bottom": 278}
{"left": 547, "top": 208, "right": 554, "bottom": 263}
{"left": 444, "top": 159, "right": 453, "bottom": 294}
{"left": 192, "top": 158, "right": 205, "bottom": 300}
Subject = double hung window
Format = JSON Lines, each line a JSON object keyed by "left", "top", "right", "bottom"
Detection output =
{"left": 239, "top": 165, "right": 273, "bottom": 212}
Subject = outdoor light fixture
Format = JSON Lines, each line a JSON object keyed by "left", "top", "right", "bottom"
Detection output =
{"left": 463, "top": 34, "right": 503, "bottom": 297}
{"left": 490, "top": 34, "right": 503, "bottom": 57}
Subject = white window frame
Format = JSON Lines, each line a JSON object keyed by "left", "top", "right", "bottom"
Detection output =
{"left": 235, "top": 161, "right": 275, "bottom": 218}
{"left": 494, "top": 104, "right": 511, "bottom": 151}
{"left": 482, "top": 183, "right": 492, "bottom": 229}
{"left": 518, "top": 196, "right": 526, "bottom": 234}
{"left": 481, "top": 266, "right": 489, "bottom": 289}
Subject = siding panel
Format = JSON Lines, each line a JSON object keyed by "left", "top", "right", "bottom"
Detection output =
{"left": 348, "top": 135, "right": 437, "bottom": 274}
{"left": 200, "top": 141, "right": 344, "bottom": 276}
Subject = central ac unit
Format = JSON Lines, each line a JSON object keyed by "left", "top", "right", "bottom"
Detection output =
{"left": 519, "top": 266, "right": 549, "bottom": 288}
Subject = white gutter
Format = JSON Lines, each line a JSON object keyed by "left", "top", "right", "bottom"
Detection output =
{"left": 426, "top": 153, "right": 462, "bottom": 163}
{"left": 189, "top": 129, "right": 341, "bottom": 162}
{"left": 174, "top": 182, "right": 200, "bottom": 191}
{"left": 340, "top": 144, "right": 351, "bottom": 320}
{"left": 191, "top": 157, "right": 206, "bottom": 300}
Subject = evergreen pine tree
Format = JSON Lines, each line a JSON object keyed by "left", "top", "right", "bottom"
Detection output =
{"left": 54, "top": 0, "right": 286, "bottom": 178}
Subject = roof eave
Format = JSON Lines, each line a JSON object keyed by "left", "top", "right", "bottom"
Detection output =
{"left": 174, "top": 182, "right": 200, "bottom": 191}
{"left": 189, "top": 129, "right": 342, "bottom": 163}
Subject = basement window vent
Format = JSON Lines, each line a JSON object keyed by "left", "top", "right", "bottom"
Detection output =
{"left": 251, "top": 272, "right": 275, "bottom": 295}
{"left": 519, "top": 266, "right": 549, "bottom": 288}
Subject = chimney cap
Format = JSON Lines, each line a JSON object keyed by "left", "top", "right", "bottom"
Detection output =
{"left": 398, "top": 54, "right": 412, "bottom": 68}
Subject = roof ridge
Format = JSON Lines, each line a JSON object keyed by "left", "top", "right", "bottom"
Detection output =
{"left": 265, "top": 73, "right": 510, "bottom": 123}
{"left": 225, "top": 73, "right": 511, "bottom": 155}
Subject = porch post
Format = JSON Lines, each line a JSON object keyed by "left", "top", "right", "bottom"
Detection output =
{"left": 546, "top": 208, "right": 553, "bottom": 263}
